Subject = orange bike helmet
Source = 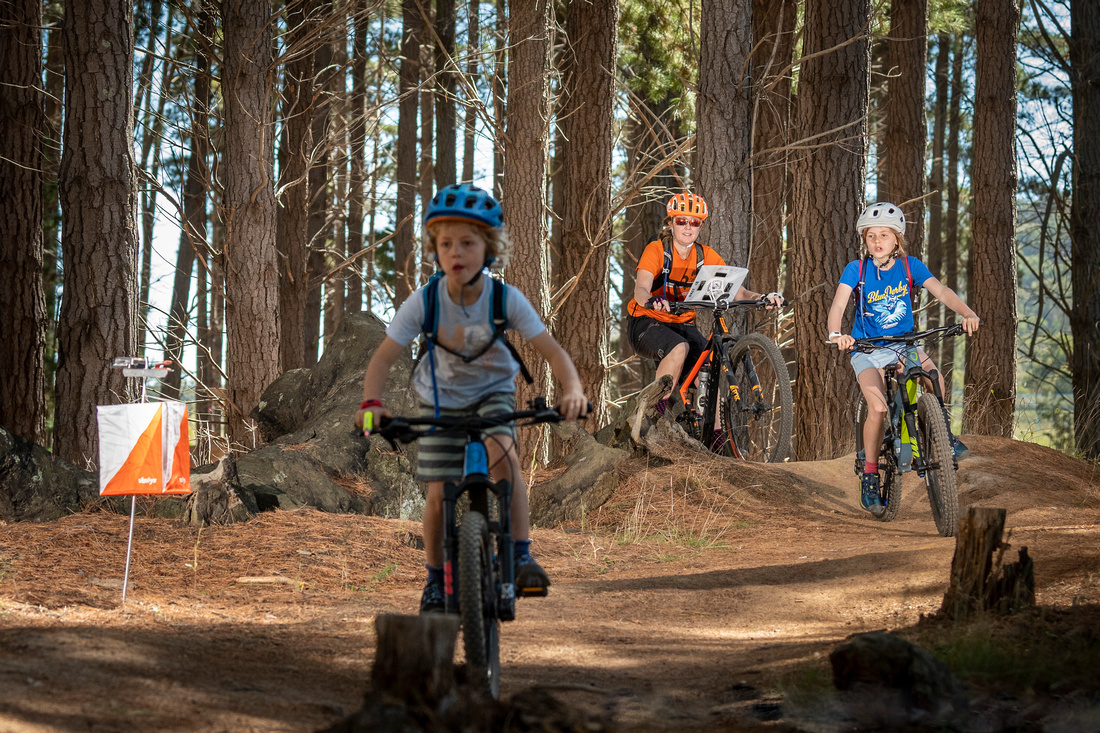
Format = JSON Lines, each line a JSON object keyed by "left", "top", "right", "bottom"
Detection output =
{"left": 666, "top": 192, "right": 708, "bottom": 221}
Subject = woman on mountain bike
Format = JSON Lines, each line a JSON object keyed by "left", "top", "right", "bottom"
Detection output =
{"left": 626, "top": 192, "right": 782, "bottom": 428}
{"left": 356, "top": 183, "right": 587, "bottom": 613}
{"left": 826, "top": 201, "right": 980, "bottom": 518}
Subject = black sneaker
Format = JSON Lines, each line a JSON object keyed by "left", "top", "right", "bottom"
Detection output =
{"left": 860, "top": 473, "right": 885, "bottom": 518}
{"left": 951, "top": 436, "right": 970, "bottom": 461}
{"left": 419, "top": 581, "right": 445, "bottom": 614}
{"left": 515, "top": 556, "right": 550, "bottom": 597}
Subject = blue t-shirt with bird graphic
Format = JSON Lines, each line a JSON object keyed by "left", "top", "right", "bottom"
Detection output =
{"left": 840, "top": 256, "right": 933, "bottom": 340}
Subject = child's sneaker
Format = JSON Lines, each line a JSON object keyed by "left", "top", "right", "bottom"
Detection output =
{"left": 654, "top": 397, "right": 669, "bottom": 415}
{"left": 419, "top": 581, "right": 445, "bottom": 614}
{"left": 709, "top": 430, "right": 725, "bottom": 451}
{"left": 951, "top": 436, "right": 969, "bottom": 461}
{"left": 859, "top": 472, "right": 885, "bottom": 518}
{"left": 515, "top": 556, "right": 550, "bottom": 597}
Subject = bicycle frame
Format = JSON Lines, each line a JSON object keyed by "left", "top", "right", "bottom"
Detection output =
{"left": 441, "top": 437, "right": 515, "bottom": 620}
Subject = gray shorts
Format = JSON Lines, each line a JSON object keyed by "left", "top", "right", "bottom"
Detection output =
{"left": 416, "top": 392, "right": 516, "bottom": 483}
{"left": 850, "top": 345, "right": 918, "bottom": 377}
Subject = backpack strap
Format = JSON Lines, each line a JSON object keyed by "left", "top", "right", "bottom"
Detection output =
{"left": 852, "top": 256, "right": 918, "bottom": 313}
{"left": 654, "top": 240, "right": 704, "bottom": 301}
{"left": 421, "top": 275, "right": 533, "bottom": 384}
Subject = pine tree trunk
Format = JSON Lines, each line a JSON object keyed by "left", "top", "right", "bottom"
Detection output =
{"left": 305, "top": 0, "right": 335, "bottom": 367}
{"left": 394, "top": 0, "right": 422, "bottom": 308}
{"left": 790, "top": 0, "right": 872, "bottom": 460}
{"left": 925, "top": 32, "right": 950, "bottom": 363}
{"left": 462, "top": 0, "right": 479, "bottom": 184}
{"left": 881, "top": 0, "right": 928, "bottom": 260}
{"left": 492, "top": 0, "right": 507, "bottom": 200}
{"left": 55, "top": 0, "right": 140, "bottom": 464}
{"left": 941, "top": 35, "right": 964, "bottom": 405}
{"left": 750, "top": 0, "right": 796, "bottom": 297}
{"left": 277, "top": 0, "right": 315, "bottom": 372}
{"left": 0, "top": 0, "right": 47, "bottom": 444}
{"left": 222, "top": 0, "right": 281, "bottom": 447}
{"left": 502, "top": 0, "right": 552, "bottom": 461}
{"left": 346, "top": 6, "right": 368, "bottom": 314}
{"left": 696, "top": 0, "right": 753, "bottom": 269}
{"left": 557, "top": 0, "right": 617, "bottom": 427}
{"left": 434, "top": 0, "right": 457, "bottom": 187}
{"left": 1069, "top": 0, "right": 1100, "bottom": 460}
{"left": 964, "top": 0, "right": 1019, "bottom": 438}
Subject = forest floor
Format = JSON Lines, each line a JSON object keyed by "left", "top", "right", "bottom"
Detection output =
{"left": 1, "top": 435, "right": 1099, "bottom": 732}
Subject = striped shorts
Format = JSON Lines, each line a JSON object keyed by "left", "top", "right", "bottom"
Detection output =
{"left": 416, "top": 392, "right": 517, "bottom": 483}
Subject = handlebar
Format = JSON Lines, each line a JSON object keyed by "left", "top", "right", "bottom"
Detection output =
{"left": 667, "top": 297, "right": 783, "bottom": 315}
{"left": 369, "top": 398, "right": 589, "bottom": 448}
{"left": 841, "top": 323, "right": 974, "bottom": 353}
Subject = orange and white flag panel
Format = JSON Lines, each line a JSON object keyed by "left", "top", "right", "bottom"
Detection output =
{"left": 97, "top": 402, "right": 191, "bottom": 496}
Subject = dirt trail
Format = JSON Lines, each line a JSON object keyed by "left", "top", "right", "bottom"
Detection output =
{"left": 1, "top": 436, "right": 1098, "bottom": 731}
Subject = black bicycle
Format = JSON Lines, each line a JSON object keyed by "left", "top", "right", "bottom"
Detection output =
{"left": 849, "top": 324, "right": 968, "bottom": 537}
{"left": 375, "top": 398, "right": 576, "bottom": 698}
{"left": 667, "top": 299, "right": 793, "bottom": 462}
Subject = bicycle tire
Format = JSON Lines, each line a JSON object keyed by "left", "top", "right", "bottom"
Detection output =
{"left": 719, "top": 333, "right": 793, "bottom": 462}
{"left": 855, "top": 396, "right": 902, "bottom": 522}
{"left": 458, "top": 511, "right": 501, "bottom": 698}
{"left": 916, "top": 394, "right": 959, "bottom": 537}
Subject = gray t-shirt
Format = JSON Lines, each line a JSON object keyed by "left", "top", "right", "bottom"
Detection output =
{"left": 386, "top": 277, "right": 547, "bottom": 408}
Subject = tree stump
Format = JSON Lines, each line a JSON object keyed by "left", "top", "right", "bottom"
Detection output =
{"left": 372, "top": 613, "right": 459, "bottom": 706}
{"left": 939, "top": 507, "right": 1035, "bottom": 620}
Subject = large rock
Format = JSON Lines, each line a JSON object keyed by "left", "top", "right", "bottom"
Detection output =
{"left": 830, "top": 631, "right": 967, "bottom": 727}
{"left": 0, "top": 426, "right": 98, "bottom": 522}
{"left": 188, "top": 312, "right": 425, "bottom": 524}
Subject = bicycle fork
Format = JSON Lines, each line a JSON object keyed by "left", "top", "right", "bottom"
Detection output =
{"left": 441, "top": 439, "right": 517, "bottom": 620}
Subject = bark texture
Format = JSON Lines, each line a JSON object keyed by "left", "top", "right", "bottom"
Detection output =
{"left": 696, "top": 0, "right": 753, "bottom": 268}
{"left": 394, "top": 0, "right": 421, "bottom": 308}
{"left": 750, "top": 0, "right": 796, "bottom": 296}
{"left": 557, "top": 0, "right": 617, "bottom": 426}
{"left": 1070, "top": 0, "right": 1100, "bottom": 459}
{"left": 963, "top": 0, "right": 1019, "bottom": 438}
{"left": 880, "top": 0, "right": 928, "bottom": 259}
{"left": 0, "top": 0, "right": 47, "bottom": 444}
{"left": 222, "top": 0, "right": 281, "bottom": 447}
{"left": 55, "top": 0, "right": 139, "bottom": 464}
{"left": 502, "top": 0, "right": 553, "bottom": 459}
{"left": 789, "top": 0, "right": 872, "bottom": 459}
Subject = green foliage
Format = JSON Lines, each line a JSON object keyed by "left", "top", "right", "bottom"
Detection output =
{"left": 928, "top": 0, "right": 972, "bottom": 35}
{"left": 618, "top": 0, "right": 696, "bottom": 121}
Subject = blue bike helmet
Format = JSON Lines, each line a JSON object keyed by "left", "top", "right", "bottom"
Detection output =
{"left": 423, "top": 183, "right": 503, "bottom": 229}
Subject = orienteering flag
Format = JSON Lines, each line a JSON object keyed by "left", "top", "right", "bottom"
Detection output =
{"left": 97, "top": 402, "right": 192, "bottom": 496}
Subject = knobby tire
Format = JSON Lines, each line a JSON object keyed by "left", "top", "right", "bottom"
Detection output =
{"left": 916, "top": 394, "right": 959, "bottom": 537}
{"left": 458, "top": 511, "right": 501, "bottom": 698}
{"left": 720, "top": 333, "right": 793, "bottom": 462}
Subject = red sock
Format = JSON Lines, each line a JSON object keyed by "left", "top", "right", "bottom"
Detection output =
{"left": 865, "top": 461, "right": 878, "bottom": 475}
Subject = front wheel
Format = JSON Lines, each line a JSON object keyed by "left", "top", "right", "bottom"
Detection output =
{"left": 458, "top": 511, "right": 501, "bottom": 698}
{"left": 719, "top": 333, "right": 793, "bottom": 462}
{"left": 916, "top": 394, "right": 959, "bottom": 537}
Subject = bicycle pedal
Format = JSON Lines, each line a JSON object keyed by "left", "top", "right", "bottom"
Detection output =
{"left": 517, "top": 585, "right": 548, "bottom": 598}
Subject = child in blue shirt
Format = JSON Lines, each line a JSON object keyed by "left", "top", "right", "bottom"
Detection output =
{"left": 826, "top": 202, "right": 980, "bottom": 516}
{"left": 356, "top": 184, "right": 587, "bottom": 613}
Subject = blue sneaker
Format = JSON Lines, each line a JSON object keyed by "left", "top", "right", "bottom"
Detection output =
{"left": 952, "top": 436, "right": 969, "bottom": 461}
{"left": 860, "top": 473, "right": 885, "bottom": 518}
{"left": 419, "top": 581, "right": 445, "bottom": 614}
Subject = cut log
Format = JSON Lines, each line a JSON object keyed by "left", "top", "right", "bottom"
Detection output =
{"left": 371, "top": 613, "right": 459, "bottom": 706}
{"left": 939, "top": 507, "right": 1035, "bottom": 619}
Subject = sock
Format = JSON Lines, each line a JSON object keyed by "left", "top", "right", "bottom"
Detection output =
{"left": 513, "top": 539, "right": 532, "bottom": 562}
{"left": 425, "top": 564, "right": 444, "bottom": 586}
{"left": 865, "top": 461, "right": 878, "bottom": 475}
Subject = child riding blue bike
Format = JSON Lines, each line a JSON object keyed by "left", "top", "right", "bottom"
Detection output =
{"left": 826, "top": 202, "right": 980, "bottom": 517}
{"left": 355, "top": 183, "right": 587, "bottom": 613}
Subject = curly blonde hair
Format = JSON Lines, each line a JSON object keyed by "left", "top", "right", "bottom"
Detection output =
{"left": 424, "top": 220, "right": 512, "bottom": 270}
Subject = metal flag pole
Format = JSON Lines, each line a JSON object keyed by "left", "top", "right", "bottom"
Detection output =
{"left": 111, "top": 356, "right": 172, "bottom": 603}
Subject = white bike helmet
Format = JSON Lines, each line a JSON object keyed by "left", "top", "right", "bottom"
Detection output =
{"left": 856, "top": 202, "right": 906, "bottom": 235}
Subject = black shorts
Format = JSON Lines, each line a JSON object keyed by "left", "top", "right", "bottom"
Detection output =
{"left": 628, "top": 315, "right": 709, "bottom": 380}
